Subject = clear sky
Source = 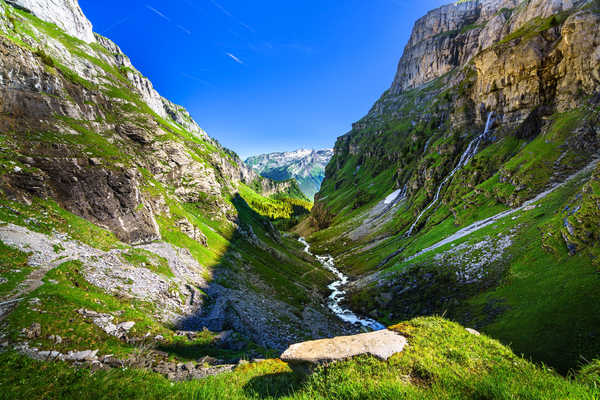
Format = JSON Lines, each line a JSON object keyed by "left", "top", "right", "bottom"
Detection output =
{"left": 79, "top": 0, "right": 448, "bottom": 159}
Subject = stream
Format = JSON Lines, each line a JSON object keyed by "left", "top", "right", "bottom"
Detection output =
{"left": 299, "top": 237, "right": 386, "bottom": 330}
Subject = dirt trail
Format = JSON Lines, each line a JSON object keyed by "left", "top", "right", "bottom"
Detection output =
{"left": 0, "top": 256, "right": 75, "bottom": 322}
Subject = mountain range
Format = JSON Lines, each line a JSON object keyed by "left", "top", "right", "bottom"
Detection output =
{"left": 245, "top": 149, "right": 333, "bottom": 199}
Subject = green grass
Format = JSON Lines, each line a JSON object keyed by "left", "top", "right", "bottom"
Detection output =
{"left": 0, "top": 241, "right": 32, "bottom": 297}
{"left": 238, "top": 184, "right": 311, "bottom": 220}
{"left": 345, "top": 164, "right": 600, "bottom": 373}
{"left": 497, "top": 12, "right": 571, "bottom": 46}
{"left": 0, "top": 258, "right": 256, "bottom": 362}
{"left": 0, "top": 317, "right": 598, "bottom": 399}
{"left": 0, "top": 196, "right": 121, "bottom": 251}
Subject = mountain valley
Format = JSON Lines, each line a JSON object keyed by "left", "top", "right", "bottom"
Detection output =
{"left": 0, "top": 0, "right": 599, "bottom": 398}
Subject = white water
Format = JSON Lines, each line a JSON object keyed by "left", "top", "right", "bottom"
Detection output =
{"left": 404, "top": 157, "right": 600, "bottom": 262}
{"left": 299, "top": 237, "right": 386, "bottom": 330}
{"left": 406, "top": 112, "right": 495, "bottom": 237}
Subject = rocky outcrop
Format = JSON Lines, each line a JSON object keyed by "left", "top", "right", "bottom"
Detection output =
{"left": 6, "top": 0, "right": 95, "bottom": 43}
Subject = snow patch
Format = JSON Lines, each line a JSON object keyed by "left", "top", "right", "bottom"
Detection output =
{"left": 384, "top": 189, "right": 402, "bottom": 205}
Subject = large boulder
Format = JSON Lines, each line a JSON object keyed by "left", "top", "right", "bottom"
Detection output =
{"left": 280, "top": 329, "right": 407, "bottom": 367}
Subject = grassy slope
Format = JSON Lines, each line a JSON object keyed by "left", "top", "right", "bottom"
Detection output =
{"left": 0, "top": 317, "right": 598, "bottom": 400}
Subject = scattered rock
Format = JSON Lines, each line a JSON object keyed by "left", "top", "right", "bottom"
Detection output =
{"left": 281, "top": 330, "right": 408, "bottom": 367}
{"left": 65, "top": 349, "right": 99, "bottom": 362}
{"left": 48, "top": 335, "right": 63, "bottom": 344}
{"left": 22, "top": 323, "right": 42, "bottom": 339}
{"left": 175, "top": 330, "right": 198, "bottom": 340}
{"left": 117, "top": 321, "right": 136, "bottom": 332}
{"left": 38, "top": 350, "right": 62, "bottom": 359}
{"left": 77, "top": 309, "right": 135, "bottom": 339}
{"left": 0, "top": 277, "right": 7, "bottom": 285}
{"left": 198, "top": 355, "right": 220, "bottom": 365}
{"left": 466, "top": 328, "right": 481, "bottom": 336}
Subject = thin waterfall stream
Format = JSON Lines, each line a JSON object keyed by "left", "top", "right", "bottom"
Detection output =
{"left": 406, "top": 112, "right": 495, "bottom": 236}
{"left": 299, "top": 237, "right": 386, "bottom": 330}
{"left": 404, "top": 157, "right": 600, "bottom": 262}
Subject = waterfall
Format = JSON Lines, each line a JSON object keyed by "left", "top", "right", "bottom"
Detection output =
{"left": 406, "top": 112, "right": 494, "bottom": 237}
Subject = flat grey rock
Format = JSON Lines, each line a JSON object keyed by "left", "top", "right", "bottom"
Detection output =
{"left": 281, "top": 329, "right": 407, "bottom": 365}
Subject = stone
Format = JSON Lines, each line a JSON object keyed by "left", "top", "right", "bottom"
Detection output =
{"left": 183, "top": 362, "right": 195, "bottom": 371}
{"left": 38, "top": 350, "right": 62, "bottom": 359}
{"left": 66, "top": 349, "right": 99, "bottom": 361}
{"left": 280, "top": 330, "right": 408, "bottom": 366}
{"left": 117, "top": 321, "right": 135, "bottom": 332}
{"left": 23, "top": 322, "right": 42, "bottom": 339}
{"left": 48, "top": 334, "right": 63, "bottom": 344}
{"left": 466, "top": 328, "right": 481, "bottom": 336}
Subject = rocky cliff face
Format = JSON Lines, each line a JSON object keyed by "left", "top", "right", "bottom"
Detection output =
{"left": 391, "top": 0, "right": 581, "bottom": 94}
{"left": 0, "top": 0, "right": 291, "bottom": 244}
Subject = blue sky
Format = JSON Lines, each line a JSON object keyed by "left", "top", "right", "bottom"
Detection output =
{"left": 79, "top": 0, "right": 448, "bottom": 159}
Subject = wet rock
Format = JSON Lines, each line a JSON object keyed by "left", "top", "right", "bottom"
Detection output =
{"left": 281, "top": 330, "right": 408, "bottom": 367}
